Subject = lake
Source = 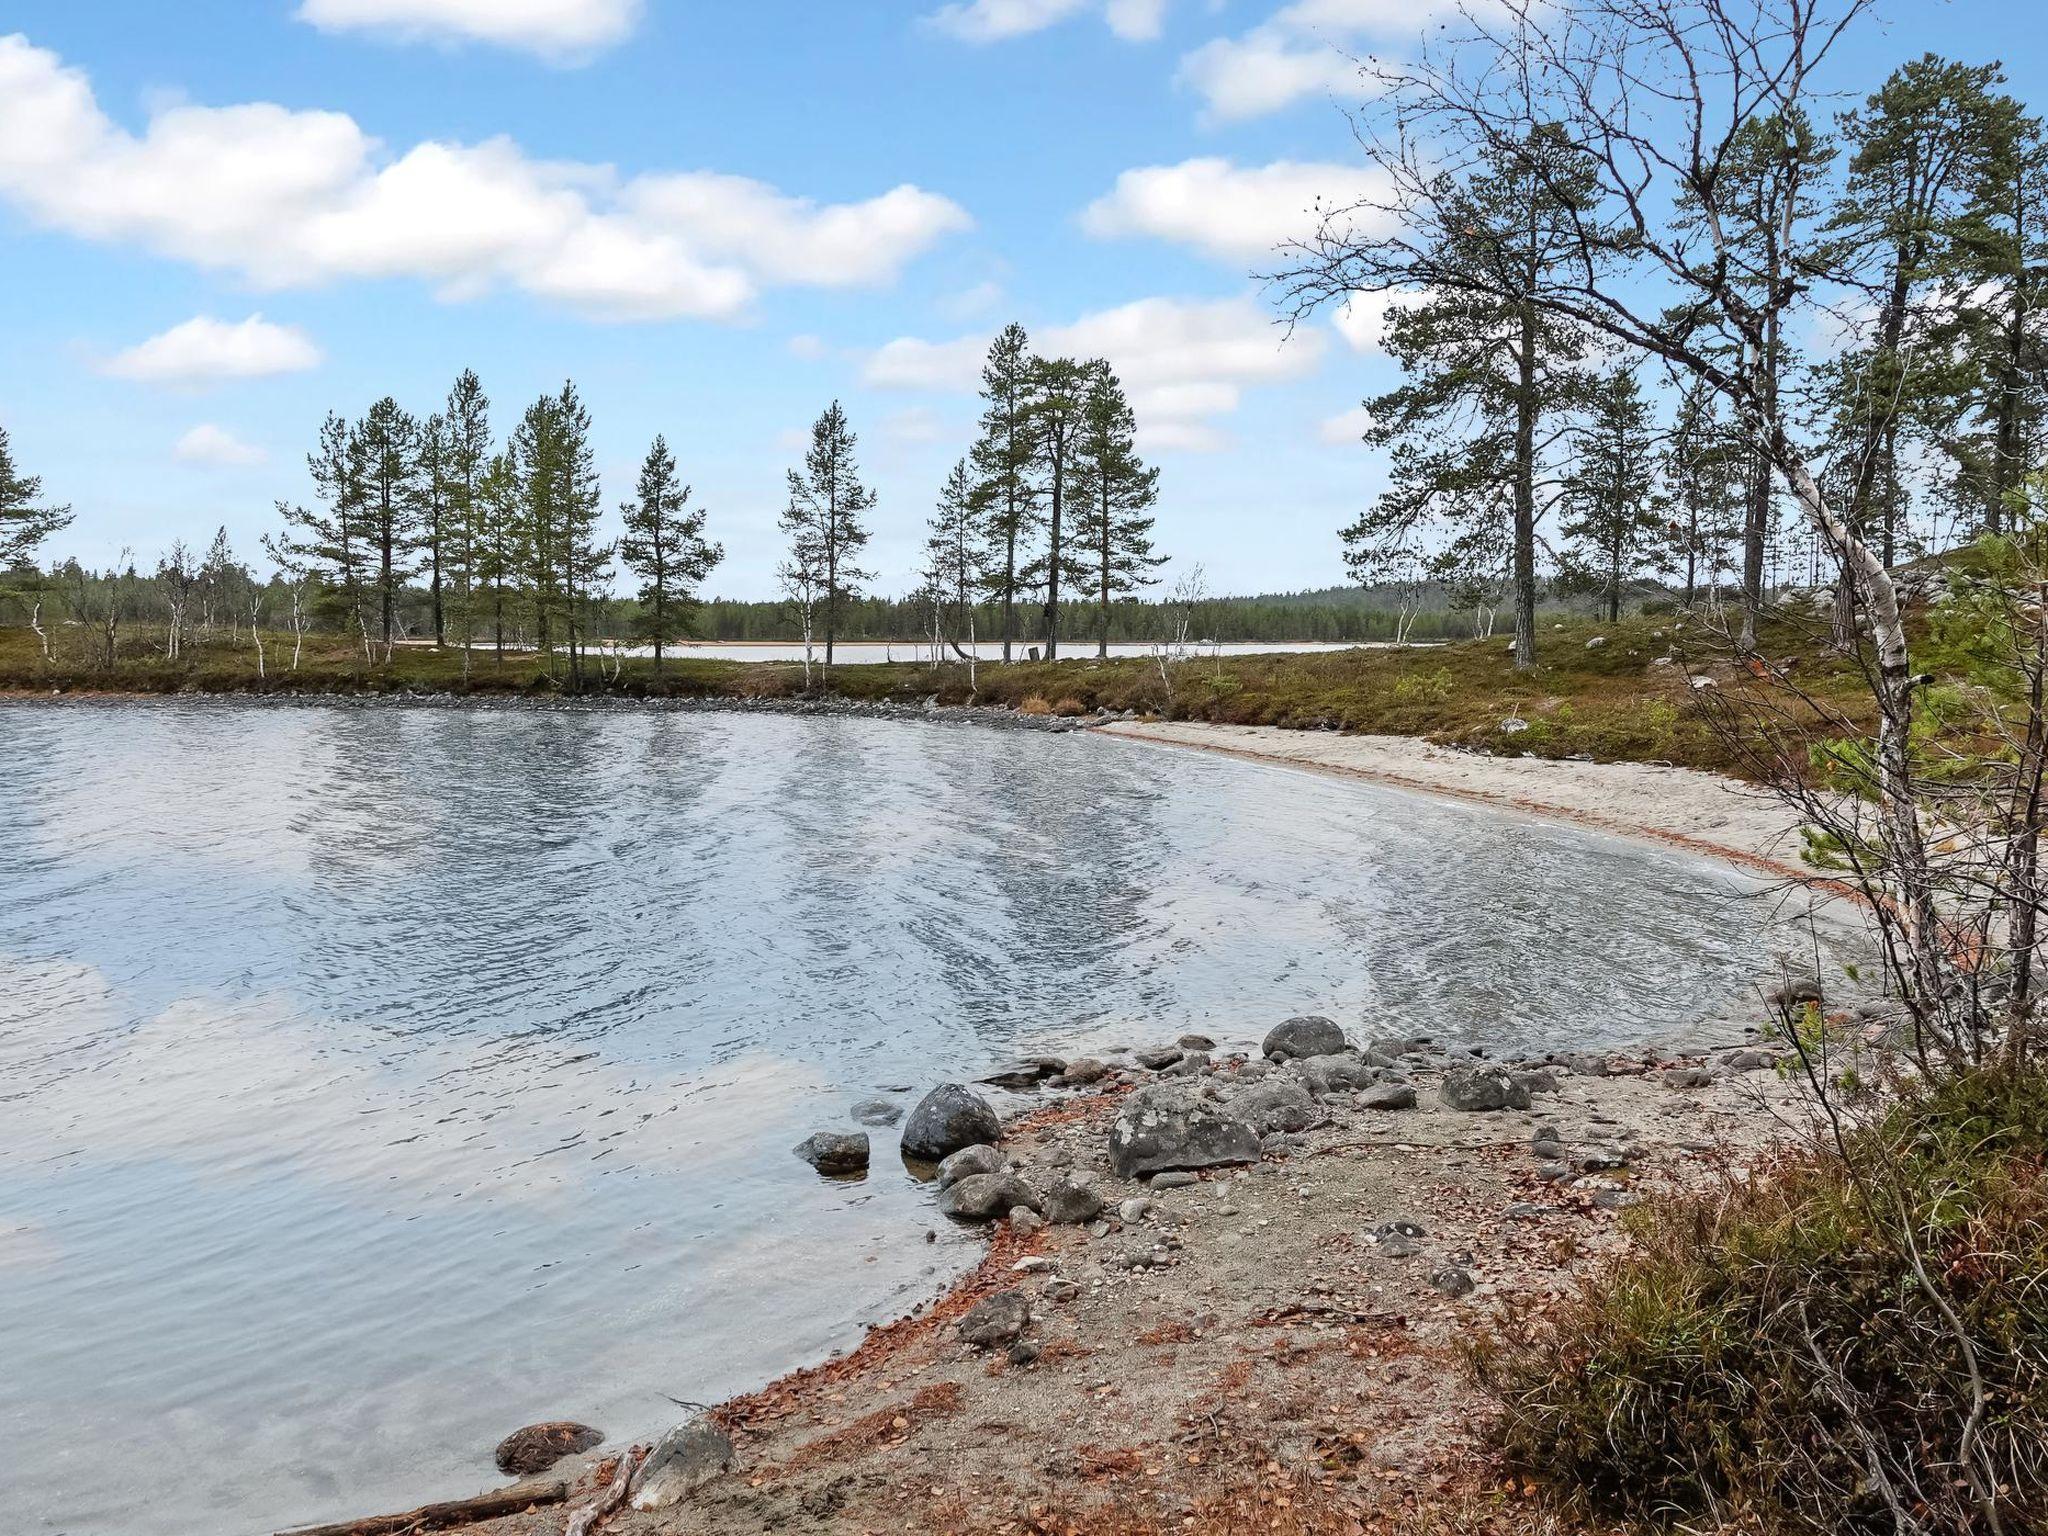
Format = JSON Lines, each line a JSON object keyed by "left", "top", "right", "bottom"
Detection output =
{"left": 0, "top": 700, "right": 1780, "bottom": 1534}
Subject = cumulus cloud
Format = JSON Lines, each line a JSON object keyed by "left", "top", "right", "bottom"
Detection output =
{"left": 927, "top": 0, "right": 1168, "bottom": 43}
{"left": 0, "top": 34, "right": 970, "bottom": 324}
{"left": 102, "top": 313, "right": 322, "bottom": 386}
{"left": 174, "top": 423, "right": 266, "bottom": 467}
{"left": 864, "top": 296, "right": 1322, "bottom": 453}
{"left": 1082, "top": 157, "right": 1391, "bottom": 264}
{"left": 296, "top": 0, "right": 643, "bottom": 61}
{"left": 1332, "top": 287, "right": 1426, "bottom": 354}
{"left": 1318, "top": 403, "right": 1373, "bottom": 444}
{"left": 1176, "top": 0, "right": 1459, "bottom": 121}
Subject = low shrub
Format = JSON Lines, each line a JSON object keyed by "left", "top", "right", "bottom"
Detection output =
{"left": 1473, "top": 1064, "right": 2048, "bottom": 1534}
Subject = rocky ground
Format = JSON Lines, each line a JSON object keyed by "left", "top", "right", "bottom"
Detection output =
{"left": 384, "top": 1009, "right": 1857, "bottom": 1536}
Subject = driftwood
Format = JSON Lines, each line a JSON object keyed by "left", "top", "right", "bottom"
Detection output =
{"left": 562, "top": 1446, "right": 643, "bottom": 1536}
{"left": 275, "top": 1480, "right": 568, "bottom": 1536}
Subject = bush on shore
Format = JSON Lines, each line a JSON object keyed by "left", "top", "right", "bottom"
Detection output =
{"left": 1473, "top": 1064, "right": 2048, "bottom": 1534}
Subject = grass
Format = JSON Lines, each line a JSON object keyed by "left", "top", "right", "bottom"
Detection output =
{"left": 0, "top": 607, "right": 1880, "bottom": 778}
{"left": 1472, "top": 1063, "right": 2048, "bottom": 1534}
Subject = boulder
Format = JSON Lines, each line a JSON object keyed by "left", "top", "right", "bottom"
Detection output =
{"left": 958, "top": 1290, "right": 1030, "bottom": 1349}
{"left": 901, "top": 1084, "right": 1001, "bottom": 1162}
{"left": 1767, "top": 973, "right": 1824, "bottom": 1007}
{"left": 1225, "top": 1078, "right": 1323, "bottom": 1135}
{"left": 1439, "top": 1066, "right": 1531, "bottom": 1113}
{"left": 1660, "top": 1067, "right": 1713, "bottom": 1090}
{"left": 1298, "top": 1053, "right": 1376, "bottom": 1096}
{"left": 939, "top": 1173, "right": 1043, "bottom": 1221}
{"left": 1134, "top": 1045, "right": 1185, "bottom": 1071}
{"left": 849, "top": 1098, "right": 903, "bottom": 1127}
{"left": 935, "top": 1143, "right": 1005, "bottom": 1188}
{"left": 980, "top": 1058, "right": 1063, "bottom": 1090}
{"left": 1059, "top": 1057, "right": 1110, "bottom": 1086}
{"left": 1511, "top": 1069, "right": 1561, "bottom": 1097}
{"left": 1163, "top": 1050, "right": 1211, "bottom": 1078}
{"left": 1044, "top": 1176, "right": 1103, "bottom": 1224}
{"left": 1262, "top": 1016, "right": 1348, "bottom": 1062}
{"left": 792, "top": 1131, "right": 870, "bottom": 1176}
{"left": 1357, "top": 1081, "right": 1417, "bottom": 1111}
{"left": 1723, "top": 1048, "right": 1776, "bottom": 1072}
{"left": 494, "top": 1421, "right": 603, "bottom": 1477}
{"left": 629, "top": 1415, "right": 732, "bottom": 1511}
{"left": 1177, "top": 1033, "right": 1216, "bottom": 1051}
{"left": 1108, "top": 1084, "right": 1260, "bottom": 1179}
{"left": 1430, "top": 1266, "right": 1476, "bottom": 1298}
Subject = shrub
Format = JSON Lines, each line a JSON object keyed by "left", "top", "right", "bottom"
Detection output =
{"left": 1016, "top": 694, "right": 1052, "bottom": 716}
{"left": 1472, "top": 1065, "right": 2048, "bottom": 1534}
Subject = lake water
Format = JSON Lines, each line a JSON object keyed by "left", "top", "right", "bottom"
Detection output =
{"left": 606, "top": 639, "right": 1427, "bottom": 663}
{"left": 1, "top": 701, "right": 1781, "bottom": 1535}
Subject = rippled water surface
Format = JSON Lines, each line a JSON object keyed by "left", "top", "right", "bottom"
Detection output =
{"left": 0, "top": 701, "right": 1779, "bottom": 1535}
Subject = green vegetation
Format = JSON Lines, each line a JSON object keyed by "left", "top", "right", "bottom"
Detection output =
{"left": 1474, "top": 1063, "right": 2048, "bottom": 1534}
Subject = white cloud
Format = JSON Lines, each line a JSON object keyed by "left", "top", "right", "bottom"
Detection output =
{"left": 1082, "top": 157, "right": 1391, "bottom": 263}
{"left": 0, "top": 35, "right": 970, "bottom": 325}
{"left": 102, "top": 313, "right": 323, "bottom": 386}
{"left": 296, "top": 0, "right": 642, "bottom": 61}
{"left": 175, "top": 423, "right": 266, "bottom": 466}
{"left": 787, "top": 333, "right": 830, "bottom": 361}
{"left": 1333, "top": 287, "right": 1425, "bottom": 354}
{"left": 864, "top": 296, "right": 1323, "bottom": 453}
{"left": 1318, "top": 403, "right": 1372, "bottom": 444}
{"left": 1176, "top": 0, "right": 1460, "bottom": 121}
{"left": 883, "top": 405, "right": 947, "bottom": 444}
{"left": 926, "top": 0, "right": 1168, "bottom": 42}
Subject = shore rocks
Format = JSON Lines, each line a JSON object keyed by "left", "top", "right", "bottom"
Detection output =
{"left": 1767, "top": 973, "right": 1825, "bottom": 1008}
{"left": 1357, "top": 1081, "right": 1417, "bottom": 1111}
{"left": 850, "top": 1098, "right": 903, "bottom": 1127}
{"left": 793, "top": 1131, "right": 870, "bottom": 1176}
{"left": 939, "top": 1173, "right": 1043, "bottom": 1221}
{"left": 979, "top": 1058, "right": 1065, "bottom": 1090}
{"left": 1177, "top": 1033, "right": 1216, "bottom": 1051}
{"left": 1297, "top": 1052, "right": 1376, "bottom": 1095}
{"left": 958, "top": 1290, "right": 1030, "bottom": 1349}
{"left": 936, "top": 1143, "right": 1005, "bottom": 1188}
{"left": 1659, "top": 1066, "right": 1713, "bottom": 1090}
{"left": 1110, "top": 1084, "right": 1260, "bottom": 1178}
{"left": 630, "top": 1415, "right": 733, "bottom": 1512}
{"left": 494, "top": 1421, "right": 603, "bottom": 1476}
{"left": 902, "top": 1084, "right": 1001, "bottom": 1162}
{"left": 1225, "top": 1078, "right": 1323, "bottom": 1135}
{"left": 1134, "top": 1044, "right": 1185, "bottom": 1071}
{"left": 1045, "top": 1175, "right": 1104, "bottom": 1224}
{"left": 1440, "top": 1066, "right": 1532, "bottom": 1113}
{"left": 1262, "top": 1015, "right": 1348, "bottom": 1062}
{"left": 1059, "top": 1058, "right": 1110, "bottom": 1087}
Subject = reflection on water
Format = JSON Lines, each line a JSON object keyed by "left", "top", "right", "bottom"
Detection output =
{"left": 0, "top": 701, "right": 1775, "bottom": 1535}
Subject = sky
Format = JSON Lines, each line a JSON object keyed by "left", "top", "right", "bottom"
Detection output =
{"left": 1, "top": 1, "right": 2037, "bottom": 600}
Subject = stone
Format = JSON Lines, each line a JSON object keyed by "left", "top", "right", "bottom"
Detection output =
{"left": 1045, "top": 1176, "right": 1104, "bottom": 1224}
{"left": 1368, "top": 1035, "right": 1431, "bottom": 1058}
{"left": 1224, "top": 1079, "right": 1323, "bottom": 1135}
{"left": 1150, "top": 1170, "right": 1198, "bottom": 1190}
{"left": 902, "top": 1084, "right": 1002, "bottom": 1162}
{"left": 1357, "top": 1081, "right": 1417, "bottom": 1112}
{"left": 1439, "top": 1066, "right": 1531, "bottom": 1113}
{"left": 1767, "top": 973, "right": 1824, "bottom": 1007}
{"left": 1261, "top": 1016, "right": 1348, "bottom": 1062}
{"left": 629, "top": 1415, "right": 732, "bottom": 1511}
{"left": 1044, "top": 1278, "right": 1081, "bottom": 1302}
{"left": 1177, "top": 1034, "right": 1216, "bottom": 1051}
{"left": 1375, "top": 1219, "right": 1427, "bottom": 1240}
{"left": 1298, "top": 1053, "right": 1376, "bottom": 1095}
{"left": 1009, "top": 1206, "right": 1043, "bottom": 1234}
{"left": 1594, "top": 1189, "right": 1643, "bottom": 1211}
{"left": 1007, "top": 1339, "right": 1043, "bottom": 1366}
{"left": 1429, "top": 1266, "right": 1476, "bottom": 1298}
{"left": 1585, "top": 635, "right": 1607, "bottom": 649}
{"left": 936, "top": 1143, "right": 1006, "bottom": 1188}
{"left": 981, "top": 1059, "right": 1063, "bottom": 1090}
{"left": 1375, "top": 1233, "right": 1421, "bottom": 1258}
{"left": 793, "top": 1131, "right": 870, "bottom": 1176}
{"left": 495, "top": 1421, "right": 603, "bottom": 1476}
{"left": 1108, "top": 1084, "right": 1260, "bottom": 1179}
{"left": 1723, "top": 1048, "right": 1776, "bottom": 1072}
{"left": 1528, "top": 1139, "right": 1568, "bottom": 1161}
{"left": 1134, "top": 1045, "right": 1185, "bottom": 1070}
{"left": 1535, "top": 1161, "right": 1574, "bottom": 1182}
{"left": 1117, "top": 1196, "right": 1153, "bottom": 1225}
{"left": 1163, "top": 1050, "right": 1211, "bottom": 1078}
{"left": 1659, "top": 1067, "right": 1713, "bottom": 1090}
{"left": 939, "top": 1173, "right": 1043, "bottom": 1221}
{"left": 1512, "top": 1069, "right": 1561, "bottom": 1097}
{"left": 958, "top": 1290, "right": 1030, "bottom": 1349}
{"left": 1562, "top": 1052, "right": 1611, "bottom": 1078}
{"left": 850, "top": 1098, "right": 903, "bottom": 1127}
{"left": 1059, "top": 1058, "right": 1110, "bottom": 1086}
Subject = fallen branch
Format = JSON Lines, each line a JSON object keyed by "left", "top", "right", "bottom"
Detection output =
{"left": 275, "top": 1482, "right": 568, "bottom": 1536}
{"left": 563, "top": 1446, "right": 643, "bottom": 1536}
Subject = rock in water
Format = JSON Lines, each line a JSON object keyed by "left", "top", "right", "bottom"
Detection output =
{"left": 1261, "top": 1016, "right": 1348, "bottom": 1061}
{"left": 1108, "top": 1084, "right": 1260, "bottom": 1179}
{"left": 1225, "top": 1078, "right": 1323, "bottom": 1135}
{"left": 494, "top": 1421, "right": 603, "bottom": 1476}
{"left": 792, "top": 1131, "right": 870, "bottom": 1175}
{"left": 958, "top": 1290, "right": 1030, "bottom": 1349}
{"left": 901, "top": 1084, "right": 1001, "bottom": 1162}
{"left": 938, "top": 1173, "right": 1044, "bottom": 1221}
{"left": 850, "top": 1098, "right": 903, "bottom": 1127}
{"left": 1439, "top": 1066, "right": 1532, "bottom": 1112}
{"left": 935, "top": 1143, "right": 1005, "bottom": 1188}
{"left": 630, "top": 1415, "right": 733, "bottom": 1511}
{"left": 1133, "top": 1044, "right": 1185, "bottom": 1070}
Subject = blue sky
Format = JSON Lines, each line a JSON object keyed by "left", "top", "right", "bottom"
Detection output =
{"left": 0, "top": 1, "right": 2035, "bottom": 599}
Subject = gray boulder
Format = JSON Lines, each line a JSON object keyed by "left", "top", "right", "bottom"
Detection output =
{"left": 958, "top": 1290, "right": 1030, "bottom": 1349}
{"left": 629, "top": 1415, "right": 732, "bottom": 1512}
{"left": 792, "top": 1131, "right": 870, "bottom": 1175}
{"left": 935, "top": 1143, "right": 1005, "bottom": 1188}
{"left": 938, "top": 1173, "right": 1044, "bottom": 1221}
{"left": 1177, "top": 1033, "right": 1216, "bottom": 1050}
{"left": 850, "top": 1098, "right": 903, "bottom": 1127}
{"left": 1429, "top": 1265, "right": 1476, "bottom": 1298}
{"left": 1262, "top": 1015, "right": 1348, "bottom": 1061}
{"left": 1298, "top": 1053, "right": 1376, "bottom": 1095}
{"left": 1044, "top": 1176, "right": 1103, "bottom": 1224}
{"left": 1439, "top": 1066, "right": 1531, "bottom": 1112}
{"left": 1108, "top": 1084, "right": 1260, "bottom": 1179}
{"left": 901, "top": 1084, "right": 1001, "bottom": 1161}
{"left": 1059, "top": 1058, "right": 1110, "bottom": 1086}
{"left": 1133, "top": 1044, "right": 1185, "bottom": 1070}
{"left": 1358, "top": 1081, "right": 1417, "bottom": 1111}
{"left": 980, "top": 1058, "right": 1063, "bottom": 1090}
{"left": 495, "top": 1421, "right": 602, "bottom": 1476}
{"left": 1225, "top": 1078, "right": 1323, "bottom": 1135}
{"left": 1512, "top": 1069, "right": 1561, "bottom": 1097}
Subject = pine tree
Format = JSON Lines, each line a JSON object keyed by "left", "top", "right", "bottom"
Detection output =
{"left": 780, "top": 402, "right": 875, "bottom": 668}
{"left": 968, "top": 324, "right": 1041, "bottom": 661}
{"left": 476, "top": 448, "right": 521, "bottom": 662}
{"left": 510, "top": 394, "right": 569, "bottom": 670}
{"left": 620, "top": 434, "right": 723, "bottom": 674}
{"left": 0, "top": 423, "right": 73, "bottom": 575}
{"left": 353, "top": 396, "right": 423, "bottom": 657}
{"left": 441, "top": 370, "right": 492, "bottom": 674}
{"left": 416, "top": 411, "right": 451, "bottom": 647}
{"left": 272, "top": 410, "right": 372, "bottom": 655}
{"left": 551, "top": 382, "right": 608, "bottom": 686}
{"left": 1069, "top": 362, "right": 1163, "bottom": 657}
{"left": 923, "top": 458, "right": 988, "bottom": 676}
{"left": 1665, "top": 381, "right": 1747, "bottom": 608}
{"left": 1021, "top": 355, "right": 1088, "bottom": 660}
{"left": 1560, "top": 369, "right": 1671, "bottom": 623}
{"left": 1341, "top": 128, "right": 1596, "bottom": 668}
